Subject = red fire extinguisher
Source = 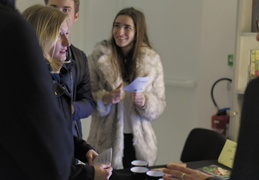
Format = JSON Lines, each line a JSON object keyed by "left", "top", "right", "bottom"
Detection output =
{"left": 210, "top": 78, "right": 232, "bottom": 137}
{"left": 211, "top": 108, "right": 230, "bottom": 137}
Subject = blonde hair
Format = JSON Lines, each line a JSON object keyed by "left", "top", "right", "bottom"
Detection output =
{"left": 23, "top": 4, "right": 68, "bottom": 72}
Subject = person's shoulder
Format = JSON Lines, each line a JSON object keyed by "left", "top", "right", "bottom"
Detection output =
{"left": 0, "top": 5, "right": 18, "bottom": 17}
{"left": 246, "top": 77, "right": 259, "bottom": 90}
{"left": 244, "top": 77, "right": 259, "bottom": 98}
{"left": 94, "top": 40, "right": 111, "bottom": 50}
{"left": 91, "top": 40, "right": 112, "bottom": 56}
{"left": 0, "top": 6, "right": 26, "bottom": 29}
{"left": 140, "top": 44, "right": 160, "bottom": 60}
{"left": 0, "top": 6, "right": 38, "bottom": 47}
{"left": 70, "top": 44, "right": 86, "bottom": 56}
{"left": 249, "top": 77, "right": 259, "bottom": 84}
{"left": 140, "top": 43, "right": 158, "bottom": 54}
{"left": 88, "top": 40, "right": 112, "bottom": 65}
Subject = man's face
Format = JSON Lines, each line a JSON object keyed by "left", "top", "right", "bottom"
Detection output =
{"left": 46, "top": 0, "right": 79, "bottom": 31}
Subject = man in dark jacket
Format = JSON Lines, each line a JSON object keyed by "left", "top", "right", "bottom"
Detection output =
{"left": 0, "top": 1, "right": 73, "bottom": 179}
{"left": 44, "top": 0, "right": 96, "bottom": 138}
{"left": 68, "top": 44, "right": 95, "bottom": 137}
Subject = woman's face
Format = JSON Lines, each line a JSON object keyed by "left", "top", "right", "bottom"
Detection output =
{"left": 113, "top": 15, "right": 135, "bottom": 55}
{"left": 49, "top": 20, "right": 70, "bottom": 61}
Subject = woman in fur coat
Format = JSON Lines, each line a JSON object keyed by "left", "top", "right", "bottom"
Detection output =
{"left": 87, "top": 7, "right": 166, "bottom": 169}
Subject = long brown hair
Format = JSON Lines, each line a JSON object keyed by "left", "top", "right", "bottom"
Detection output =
{"left": 110, "top": 7, "right": 151, "bottom": 82}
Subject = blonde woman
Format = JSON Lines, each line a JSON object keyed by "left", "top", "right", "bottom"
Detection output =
{"left": 23, "top": 5, "right": 112, "bottom": 180}
{"left": 23, "top": 4, "right": 67, "bottom": 73}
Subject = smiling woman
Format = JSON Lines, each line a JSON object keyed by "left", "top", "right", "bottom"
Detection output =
{"left": 87, "top": 7, "right": 166, "bottom": 169}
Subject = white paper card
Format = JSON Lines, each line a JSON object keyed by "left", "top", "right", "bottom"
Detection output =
{"left": 93, "top": 148, "right": 112, "bottom": 165}
{"left": 124, "top": 76, "right": 151, "bottom": 92}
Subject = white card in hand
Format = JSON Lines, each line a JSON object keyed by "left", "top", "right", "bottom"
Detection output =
{"left": 124, "top": 76, "right": 151, "bottom": 92}
{"left": 93, "top": 148, "right": 112, "bottom": 165}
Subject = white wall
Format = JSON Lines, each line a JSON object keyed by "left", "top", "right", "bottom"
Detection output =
{"left": 198, "top": 1, "right": 237, "bottom": 127}
{"left": 16, "top": 0, "right": 237, "bottom": 165}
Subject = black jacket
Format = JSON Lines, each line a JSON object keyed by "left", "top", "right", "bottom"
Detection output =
{"left": 52, "top": 65, "right": 95, "bottom": 180}
{"left": 206, "top": 78, "right": 259, "bottom": 180}
{"left": 230, "top": 77, "right": 259, "bottom": 180}
{"left": 0, "top": 5, "right": 73, "bottom": 180}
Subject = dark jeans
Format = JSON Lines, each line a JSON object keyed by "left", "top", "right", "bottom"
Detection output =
{"left": 123, "top": 133, "right": 136, "bottom": 168}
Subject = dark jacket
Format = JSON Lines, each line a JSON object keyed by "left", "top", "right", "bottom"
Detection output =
{"left": 52, "top": 66, "right": 95, "bottom": 180}
{"left": 66, "top": 45, "right": 95, "bottom": 137}
{"left": 206, "top": 78, "right": 259, "bottom": 180}
{"left": 0, "top": 5, "right": 73, "bottom": 180}
{"left": 229, "top": 77, "right": 259, "bottom": 180}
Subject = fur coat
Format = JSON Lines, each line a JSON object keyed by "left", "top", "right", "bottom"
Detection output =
{"left": 87, "top": 40, "right": 166, "bottom": 169}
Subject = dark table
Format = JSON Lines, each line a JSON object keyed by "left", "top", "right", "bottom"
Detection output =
{"left": 110, "top": 160, "right": 231, "bottom": 180}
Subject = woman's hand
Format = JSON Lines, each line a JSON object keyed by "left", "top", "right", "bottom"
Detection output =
{"left": 86, "top": 149, "right": 98, "bottom": 166}
{"left": 102, "top": 83, "right": 124, "bottom": 104}
{"left": 163, "top": 162, "right": 213, "bottom": 180}
{"left": 94, "top": 164, "right": 113, "bottom": 180}
{"left": 133, "top": 92, "right": 146, "bottom": 107}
